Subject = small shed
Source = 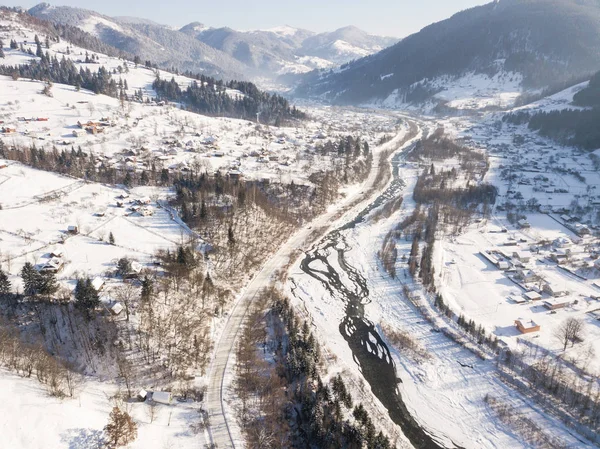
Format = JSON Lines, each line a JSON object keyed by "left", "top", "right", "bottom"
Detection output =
{"left": 152, "top": 391, "right": 172, "bottom": 405}
{"left": 515, "top": 319, "right": 540, "bottom": 334}
{"left": 110, "top": 302, "right": 123, "bottom": 316}
{"left": 137, "top": 389, "right": 148, "bottom": 401}
{"left": 67, "top": 225, "right": 79, "bottom": 234}
{"left": 510, "top": 295, "right": 528, "bottom": 304}
{"left": 498, "top": 261, "right": 510, "bottom": 270}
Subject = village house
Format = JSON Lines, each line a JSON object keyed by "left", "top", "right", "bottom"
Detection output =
{"left": 543, "top": 299, "right": 571, "bottom": 310}
{"left": 67, "top": 225, "right": 79, "bottom": 234}
{"left": 523, "top": 291, "right": 542, "bottom": 301}
{"left": 515, "top": 269, "right": 538, "bottom": 283}
{"left": 515, "top": 319, "right": 541, "bottom": 334}
{"left": 137, "top": 196, "right": 151, "bottom": 205}
{"left": 140, "top": 206, "right": 154, "bottom": 217}
{"left": 512, "top": 250, "right": 532, "bottom": 263}
{"left": 38, "top": 257, "right": 64, "bottom": 274}
{"left": 91, "top": 277, "right": 105, "bottom": 292}
{"left": 124, "top": 261, "right": 143, "bottom": 279}
{"left": 543, "top": 282, "right": 568, "bottom": 298}
{"left": 517, "top": 219, "right": 531, "bottom": 229}
{"left": 110, "top": 302, "right": 123, "bottom": 316}
{"left": 553, "top": 237, "right": 571, "bottom": 248}
{"left": 550, "top": 248, "right": 571, "bottom": 264}
{"left": 572, "top": 223, "right": 590, "bottom": 236}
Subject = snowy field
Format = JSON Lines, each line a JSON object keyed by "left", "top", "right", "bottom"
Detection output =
{"left": 0, "top": 369, "right": 204, "bottom": 449}
{"left": 0, "top": 160, "right": 188, "bottom": 293}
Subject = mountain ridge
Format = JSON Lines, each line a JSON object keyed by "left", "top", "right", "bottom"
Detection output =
{"left": 294, "top": 0, "right": 600, "bottom": 107}
{"left": 27, "top": 3, "right": 397, "bottom": 82}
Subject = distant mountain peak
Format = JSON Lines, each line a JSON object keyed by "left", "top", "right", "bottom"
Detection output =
{"left": 179, "top": 21, "right": 209, "bottom": 33}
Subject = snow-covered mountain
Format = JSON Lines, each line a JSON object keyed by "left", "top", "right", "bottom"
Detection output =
{"left": 27, "top": 3, "right": 250, "bottom": 80}
{"left": 184, "top": 24, "right": 397, "bottom": 75}
{"left": 27, "top": 3, "right": 398, "bottom": 83}
{"left": 295, "top": 0, "right": 600, "bottom": 109}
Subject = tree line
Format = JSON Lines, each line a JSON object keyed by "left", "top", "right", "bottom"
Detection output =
{"left": 233, "top": 289, "right": 395, "bottom": 448}
{"left": 0, "top": 53, "right": 119, "bottom": 97}
{"left": 152, "top": 74, "right": 306, "bottom": 126}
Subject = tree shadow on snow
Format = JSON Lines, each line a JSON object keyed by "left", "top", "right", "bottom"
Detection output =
{"left": 60, "top": 428, "right": 104, "bottom": 449}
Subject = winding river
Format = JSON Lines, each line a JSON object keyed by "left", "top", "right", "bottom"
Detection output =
{"left": 297, "top": 147, "right": 462, "bottom": 449}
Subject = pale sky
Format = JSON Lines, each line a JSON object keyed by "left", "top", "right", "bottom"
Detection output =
{"left": 7, "top": 0, "right": 491, "bottom": 37}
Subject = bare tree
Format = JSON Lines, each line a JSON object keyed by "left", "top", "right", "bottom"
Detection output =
{"left": 554, "top": 318, "right": 585, "bottom": 351}
{"left": 146, "top": 400, "right": 159, "bottom": 424}
{"left": 113, "top": 283, "right": 138, "bottom": 322}
{"left": 116, "top": 353, "right": 135, "bottom": 398}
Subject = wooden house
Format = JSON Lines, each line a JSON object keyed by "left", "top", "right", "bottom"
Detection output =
{"left": 515, "top": 319, "right": 540, "bottom": 334}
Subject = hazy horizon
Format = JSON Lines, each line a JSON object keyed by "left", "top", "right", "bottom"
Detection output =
{"left": 4, "top": 0, "right": 491, "bottom": 37}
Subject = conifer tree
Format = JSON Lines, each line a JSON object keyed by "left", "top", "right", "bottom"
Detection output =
{"left": 0, "top": 269, "right": 11, "bottom": 297}
{"left": 74, "top": 277, "right": 100, "bottom": 321}
{"left": 21, "top": 262, "right": 39, "bottom": 296}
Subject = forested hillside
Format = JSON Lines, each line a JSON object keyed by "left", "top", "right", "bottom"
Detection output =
{"left": 296, "top": 0, "right": 600, "bottom": 105}
{"left": 152, "top": 75, "right": 306, "bottom": 125}
{"left": 504, "top": 71, "right": 600, "bottom": 150}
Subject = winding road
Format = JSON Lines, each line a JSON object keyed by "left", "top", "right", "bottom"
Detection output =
{"left": 204, "top": 120, "right": 420, "bottom": 449}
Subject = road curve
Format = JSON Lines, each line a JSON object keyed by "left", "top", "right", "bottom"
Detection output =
{"left": 205, "top": 121, "right": 421, "bottom": 449}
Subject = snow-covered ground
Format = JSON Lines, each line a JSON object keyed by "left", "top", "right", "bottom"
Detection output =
{"left": 0, "top": 161, "right": 185, "bottom": 288}
{"left": 379, "top": 70, "right": 524, "bottom": 112}
{"left": 0, "top": 368, "right": 204, "bottom": 449}
{"left": 286, "top": 154, "right": 590, "bottom": 448}
{"left": 430, "top": 81, "right": 600, "bottom": 373}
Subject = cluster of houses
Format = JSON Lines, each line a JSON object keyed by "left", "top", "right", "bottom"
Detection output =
{"left": 37, "top": 249, "right": 66, "bottom": 274}
{"left": 115, "top": 193, "right": 155, "bottom": 217}
{"left": 480, "top": 239, "right": 587, "bottom": 334}
{"left": 75, "top": 119, "right": 114, "bottom": 136}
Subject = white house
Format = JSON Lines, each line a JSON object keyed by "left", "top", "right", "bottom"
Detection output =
{"left": 515, "top": 269, "right": 538, "bottom": 283}
{"left": 543, "top": 282, "right": 568, "bottom": 298}
{"left": 512, "top": 250, "right": 532, "bottom": 263}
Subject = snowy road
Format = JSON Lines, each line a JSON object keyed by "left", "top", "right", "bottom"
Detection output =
{"left": 205, "top": 120, "right": 420, "bottom": 448}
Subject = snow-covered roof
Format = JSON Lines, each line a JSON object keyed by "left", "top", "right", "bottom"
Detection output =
{"left": 91, "top": 277, "right": 104, "bottom": 291}
{"left": 110, "top": 302, "right": 123, "bottom": 315}
{"left": 515, "top": 318, "right": 539, "bottom": 329}
{"left": 152, "top": 391, "right": 172, "bottom": 405}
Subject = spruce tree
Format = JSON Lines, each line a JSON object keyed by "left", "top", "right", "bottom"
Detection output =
{"left": 117, "top": 258, "right": 132, "bottom": 277}
{"left": 21, "top": 262, "right": 39, "bottom": 296}
{"left": 38, "top": 272, "right": 58, "bottom": 295}
{"left": 75, "top": 277, "right": 100, "bottom": 321}
{"left": 0, "top": 269, "right": 11, "bottom": 297}
{"left": 140, "top": 276, "right": 153, "bottom": 302}
{"left": 109, "top": 232, "right": 115, "bottom": 245}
